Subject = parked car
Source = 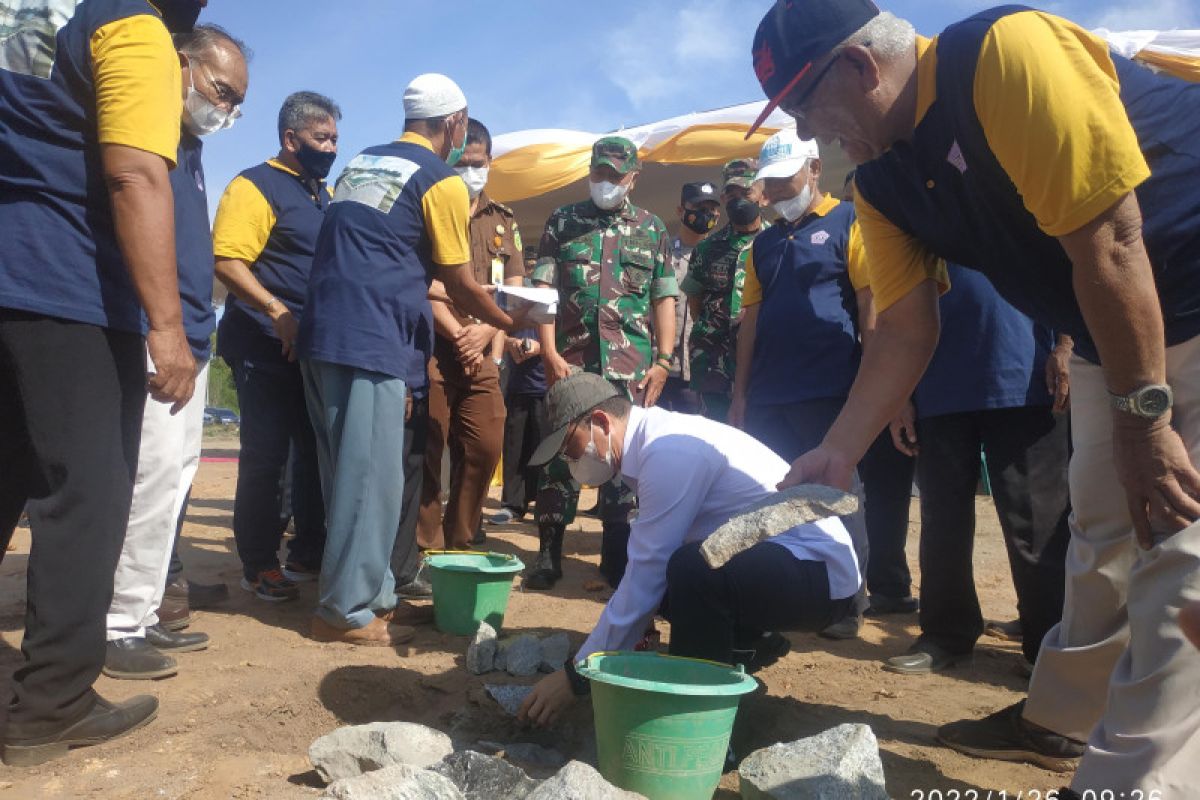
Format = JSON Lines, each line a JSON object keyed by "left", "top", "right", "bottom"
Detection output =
{"left": 204, "top": 406, "right": 240, "bottom": 426}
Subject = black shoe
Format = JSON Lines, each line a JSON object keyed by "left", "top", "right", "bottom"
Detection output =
{"left": 865, "top": 593, "right": 919, "bottom": 616}
{"left": 397, "top": 577, "right": 433, "bottom": 599}
{"left": 732, "top": 632, "right": 792, "bottom": 673}
{"left": 579, "top": 502, "right": 601, "bottom": 518}
{"left": 819, "top": 612, "right": 863, "bottom": 640}
{"left": 937, "top": 700, "right": 1085, "bottom": 772}
{"left": 103, "top": 638, "right": 178, "bottom": 680}
{"left": 599, "top": 522, "right": 631, "bottom": 589}
{"left": 884, "top": 640, "right": 972, "bottom": 674}
{"left": 524, "top": 524, "right": 564, "bottom": 591}
{"left": 145, "top": 624, "right": 209, "bottom": 653}
{"left": 983, "top": 618, "right": 1023, "bottom": 642}
{"left": 2, "top": 694, "right": 158, "bottom": 766}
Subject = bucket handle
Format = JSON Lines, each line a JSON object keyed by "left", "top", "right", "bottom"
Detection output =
{"left": 581, "top": 650, "right": 745, "bottom": 674}
{"left": 424, "top": 549, "right": 517, "bottom": 560}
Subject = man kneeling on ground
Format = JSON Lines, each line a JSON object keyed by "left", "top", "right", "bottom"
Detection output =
{"left": 518, "top": 371, "right": 861, "bottom": 725}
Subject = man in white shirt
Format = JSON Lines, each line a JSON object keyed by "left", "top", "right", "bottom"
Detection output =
{"left": 518, "top": 371, "right": 861, "bottom": 725}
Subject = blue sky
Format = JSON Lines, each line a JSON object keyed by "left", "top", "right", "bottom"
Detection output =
{"left": 197, "top": 0, "right": 1198, "bottom": 210}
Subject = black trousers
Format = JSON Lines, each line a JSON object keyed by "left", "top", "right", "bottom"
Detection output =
{"left": 657, "top": 376, "right": 702, "bottom": 415}
{"left": 500, "top": 393, "right": 548, "bottom": 514}
{"left": 0, "top": 310, "right": 145, "bottom": 729}
{"left": 390, "top": 395, "right": 428, "bottom": 586}
{"left": 666, "top": 541, "right": 851, "bottom": 664}
{"left": 915, "top": 405, "right": 1070, "bottom": 663}
{"left": 229, "top": 357, "right": 325, "bottom": 578}
{"left": 859, "top": 431, "right": 916, "bottom": 598}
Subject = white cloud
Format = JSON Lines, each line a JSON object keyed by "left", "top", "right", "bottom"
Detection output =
{"left": 1088, "top": 0, "right": 1200, "bottom": 30}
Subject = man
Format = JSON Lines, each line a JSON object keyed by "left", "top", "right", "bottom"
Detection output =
{"left": 297, "top": 74, "right": 526, "bottom": 646}
{"left": 529, "top": 137, "right": 679, "bottom": 591}
{"left": 105, "top": 23, "right": 249, "bottom": 681}
{"left": 213, "top": 91, "right": 340, "bottom": 602}
{"left": 883, "top": 265, "right": 1071, "bottom": 675}
{"left": 417, "top": 119, "right": 523, "bottom": 549}
{"left": 685, "top": 160, "right": 764, "bottom": 422}
{"left": 0, "top": 0, "right": 203, "bottom": 766}
{"left": 517, "top": 371, "right": 860, "bottom": 725}
{"left": 751, "top": 1, "right": 1200, "bottom": 789}
{"left": 658, "top": 180, "right": 720, "bottom": 414}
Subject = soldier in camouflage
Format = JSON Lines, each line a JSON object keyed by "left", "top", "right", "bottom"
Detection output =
{"left": 683, "top": 159, "right": 765, "bottom": 422}
{"left": 528, "top": 136, "right": 678, "bottom": 590}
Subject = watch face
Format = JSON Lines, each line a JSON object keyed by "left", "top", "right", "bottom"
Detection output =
{"left": 1138, "top": 387, "right": 1171, "bottom": 416}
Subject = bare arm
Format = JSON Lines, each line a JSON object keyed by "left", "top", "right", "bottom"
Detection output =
{"left": 102, "top": 143, "right": 194, "bottom": 411}
{"left": 439, "top": 263, "right": 516, "bottom": 332}
{"left": 1059, "top": 192, "right": 1200, "bottom": 545}
{"left": 214, "top": 256, "right": 299, "bottom": 361}
{"left": 637, "top": 296, "right": 676, "bottom": 407}
{"left": 855, "top": 286, "right": 878, "bottom": 352}
{"left": 728, "top": 303, "right": 760, "bottom": 429}
{"left": 687, "top": 293, "right": 702, "bottom": 321}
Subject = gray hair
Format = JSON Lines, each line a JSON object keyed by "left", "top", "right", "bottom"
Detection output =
{"left": 173, "top": 23, "right": 251, "bottom": 62}
{"left": 277, "top": 91, "right": 342, "bottom": 144}
{"left": 838, "top": 12, "right": 916, "bottom": 62}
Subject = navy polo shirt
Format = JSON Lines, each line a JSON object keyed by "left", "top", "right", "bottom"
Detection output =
{"left": 506, "top": 327, "right": 548, "bottom": 398}
{"left": 915, "top": 265, "right": 1053, "bottom": 419}
{"left": 168, "top": 132, "right": 215, "bottom": 361}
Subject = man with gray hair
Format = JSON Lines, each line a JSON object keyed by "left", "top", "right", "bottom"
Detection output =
{"left": 212, "top": 90, "right": 341, "bottom": 603}
{"left": 296, "top": 74, "right": 528, "bottom": 645}
{"left": 749, "top": 0, "right": 1200, "bottom": 792}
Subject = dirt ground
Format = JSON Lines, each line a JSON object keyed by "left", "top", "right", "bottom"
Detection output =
{"left": 0, "top": 434, "right": 1066, "bottom": 799}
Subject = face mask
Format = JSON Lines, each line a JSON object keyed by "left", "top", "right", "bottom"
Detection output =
{"left": 726, "top": 197, "right": 761, "bottom": 227}
{"left": 568, "top": 421, "right": 617, "bottom": 486}
{"left": 456, "top": 165, "right": 489, "bottom": 198}
{"left": 445, "top": 119, "right": 467, "bottom": 166}
{"left": 295, "top": 143, "right": 337, "bottom": 180}
{"left": 590, "top": 180, "right": 628, "bottom": 211}
{"left": 773, "top": 183, "right": 814, "bottom": 223}
{"left": 182, "top": 63, "right": 234, "bottom": 137}
{"left": 681, "top": 207, "right": 718, "bottom": 235}
{"left": 157, "top": 0, "right": 203, "bottom": 33}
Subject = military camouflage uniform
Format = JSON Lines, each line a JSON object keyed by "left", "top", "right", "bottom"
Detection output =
{"left": 682, "top": 159, "right": 761, "bottom": 421}
{"left": 531, "top": 137, "right": 678, "bottom": 527}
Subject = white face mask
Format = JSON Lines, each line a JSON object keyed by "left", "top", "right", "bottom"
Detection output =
{"left": 182, "top": 62, "right": 236, "bottom": 137}
{"left": 568, "top": 421, "right": 617, "bottom": 486}
{"left": 589, "top": 179, "right": 628, "bottom": 211}
{"left": 456, "top": 165, "right": 489, "bottom": 198}
{"left": 773, "top": 182, "right": 814, "bottom": 223}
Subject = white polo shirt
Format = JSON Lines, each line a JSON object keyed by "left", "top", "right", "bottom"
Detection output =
{"left": 577, "top": 405, "right": 861, "bottom": 660}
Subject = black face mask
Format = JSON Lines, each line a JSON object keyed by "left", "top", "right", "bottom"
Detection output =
{"left": 681, "top": 207, "right": 718, "bottom": 235}
{"left": 155, "top": 0, "right": 203, "bottom": 33}
{"left": 726, "top": 197, "right": 761, "bottom": 227}
{"left": 295, "top": 144, "right": 337, "bottom": 180}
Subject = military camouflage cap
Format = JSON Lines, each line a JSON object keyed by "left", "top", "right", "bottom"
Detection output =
{"left": 591, "top": 136, "right": 640, "bottom": 174}
{"left": 722, "top": 158, "right": 759, "bottom": 189}
{"left": 528, "top": 370, "right": 621, "bottom": 467}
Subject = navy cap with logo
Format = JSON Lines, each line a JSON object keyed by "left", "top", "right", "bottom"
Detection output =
{"left": 747, "top": 0, "right": 880, "bottom": 137}
{"left": 680, "top": 181, "right": 719, "bottom": 206}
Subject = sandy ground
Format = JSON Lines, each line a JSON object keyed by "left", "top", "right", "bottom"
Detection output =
{"left": 0, "top": 434, "right": 1066, "bottom": 799}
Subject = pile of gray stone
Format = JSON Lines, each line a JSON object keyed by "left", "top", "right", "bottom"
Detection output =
{"left": 308, "top": 719, "right": 889, "bottom": 799}
{"left": 465, "top": 623, "right": 571, "bottom": 677}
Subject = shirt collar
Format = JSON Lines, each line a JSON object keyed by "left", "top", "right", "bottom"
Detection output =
{"left": 267, "top": 157, "right": 300, "bottom": 177}
{"left": 619, "top": 405, "right": 648, "bottom": 483}
{"left": 399, "top": 131, "right": 436, "bottom": 152}
{"left": 914, "top": 35, "right": 938, "bottom": 128}
{"left": 471, "top": 190, "right": 493, "bottom": 218}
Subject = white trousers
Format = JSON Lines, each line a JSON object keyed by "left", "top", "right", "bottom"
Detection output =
{"left": 1022, "top": 338, "right": 1200, "bottom": 793}
{"left": 106, "top": 360, "right": 208, "bottom": 640}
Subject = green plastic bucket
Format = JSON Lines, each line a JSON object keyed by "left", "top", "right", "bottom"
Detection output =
{"left": 578, "top": 651, "right": 758, "bottom": 800}
{"left": 424, "top": 551, "right": 524, "bottom": 635}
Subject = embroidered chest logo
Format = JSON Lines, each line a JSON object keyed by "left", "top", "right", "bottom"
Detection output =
{"left": 810, "top": 230, "right": 830, "bottom": 245}
{"left": 947, "top": 140, "right": 968, "bottom": 174}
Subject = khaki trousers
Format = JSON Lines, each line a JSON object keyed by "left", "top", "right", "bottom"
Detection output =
{"left": 1022, "top": 336, "right": 1200, "bottom": 793}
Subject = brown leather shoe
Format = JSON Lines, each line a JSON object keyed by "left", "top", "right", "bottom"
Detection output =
{"left": 310, "top": 615, "right": 416, "bottom": 647}
{"left": 376, "top": 602, "right": 435, "bottom": 625}
{"left": 157, "top": 584, "right": 192, "bottom": 632}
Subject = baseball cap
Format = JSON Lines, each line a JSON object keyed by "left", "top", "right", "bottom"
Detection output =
{"left": 746, "top": 0, "right": 881, "bottom": 137}
{"left": 680, "top": 181, "right": 719, "bottom": 206}
{"left": 403, "top": 73, "right": 467, "bottom": 119}
{"left": 722, "top": 159, "right": 759, "bottom": 189}
{"left": 756, "top": 129, "right": 820, "bottom": 180}
{"left": 528, "top": 371, "right": 621, "bottom": 467}
{"left": 591, "top": 136, "right": 640, "bottom": 175}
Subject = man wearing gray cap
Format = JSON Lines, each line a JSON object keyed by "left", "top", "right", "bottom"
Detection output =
{"left": 516, "top": 370, "right": 861, "bottom": 726}
{"left": 296, "top": 73, "right": 526, "bottom": 646}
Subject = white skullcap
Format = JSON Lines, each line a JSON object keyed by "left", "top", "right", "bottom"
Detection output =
{"left": 755, "top": 129, "right": 820, "bottom": 181}
{"left": 403, "top": 73, "right": 467, "bottom": 119}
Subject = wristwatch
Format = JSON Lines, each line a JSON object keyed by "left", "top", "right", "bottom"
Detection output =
{"left": 1109, "top": 384, "right": 1173, "bottom": 419}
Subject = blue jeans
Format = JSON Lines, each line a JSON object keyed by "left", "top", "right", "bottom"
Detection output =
{"left": 301, "top": 359, "right": 406, "bottom": 630}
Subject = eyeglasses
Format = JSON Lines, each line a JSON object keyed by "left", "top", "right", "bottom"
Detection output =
{"left": 191, "top": 57, "right": 244, "bottom": 116}
{"left": 779, "top": 53, "right": 840, "bottom": 119}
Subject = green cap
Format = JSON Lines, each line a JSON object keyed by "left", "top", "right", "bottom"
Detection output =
{"left": 591, "top": 136, "right": 640, "bottom": 175}
{"left": 722, "top": 158, "right": 759, "bottom": 189}
{"left": 528, "top": 370, "right": 621, "bottom": 467}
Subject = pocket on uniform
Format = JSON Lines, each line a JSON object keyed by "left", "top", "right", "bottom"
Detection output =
{"left": 559, "top": 240, "right": 594, "bottom": 288}
{"left": 619, "top": 247, "right": 653, "bottom": 293}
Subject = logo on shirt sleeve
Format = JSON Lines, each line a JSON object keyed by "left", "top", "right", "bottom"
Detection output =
{"left": 332, "top": 154, "right": 421, "bottom": 214}
{"left": 947, "top": 140, "right": 968, "bottom": 174}
{"left": 810, "top": 230, "right": 830, "bottom": 245}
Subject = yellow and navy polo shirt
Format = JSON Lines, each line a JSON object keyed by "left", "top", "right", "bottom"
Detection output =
{"left": 0, "top": 0, "right": 181, "bottom": 333}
